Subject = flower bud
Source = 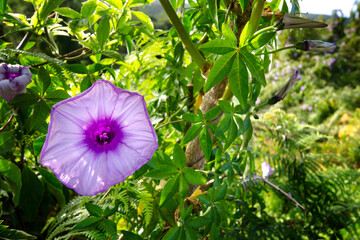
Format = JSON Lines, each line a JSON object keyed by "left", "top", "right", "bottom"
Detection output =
{"left": 268, "top": 70, "right": 300, "bottom": 105}
{"left": 279, "top": 14, "right": 328, "bottom": 30}
{"left": 0, "top": 63, "right": 32, "bottom": 102}
{"left": 295, "top": 40, "right": 336, "bottom": 52}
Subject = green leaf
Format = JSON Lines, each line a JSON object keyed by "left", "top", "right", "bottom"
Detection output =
{"left": 81, "top": 0, "right": 97, "bottom": 18}
{"left": 205, "top": 105, "right": 221, "bottom": 121}
{"left": 182, "top": 113, "right": 201, "bottom": 123}
{"left": 96, "top": 16, "right": 111, "bottom": 49}
{"left": 38, "top": 67, "right": 51, "bottom": 96}
{"left": 72, "top": 217, "right": 101, "bottom": 231}
{"left": 215, "top": 115, "right": 231, "bottom": 137}
{"left": 238, "top": 0, "right": 248, "bottom": 13}
{"left": 229, "top": 53, "right": 248, "bottom": 108}
{"left": 225, "top": 117, "right": 238, "bottom": 150}
{"left": 239, "top": 21, "right": 252, "bottom": 46}
{"left": 208, "top": 0, "right": 218, "bottom": 28}
{"left": 31, "top": 100, "right": 50, "bottom": 131}
{"left": 188, "top": 216, "right": 212, "bottom": 228}
{"left": 0, "top": 0, "right": 7, "bottom": 14}
{"left": 0, "top": 228, "right": 36, "bottom": 239}
{"left": 10, "top": 89, "right": 40, "bottom": 106}
{"left": 55, "top": 7, "right": 82, "bottom": 19}
{"left": 173, "top": 144, "right": 187, "bottom": 169}
{"left": 65, "top": 63, "right": 89, "bottom": 74}
{"left": 199, "top": 39, "right": 236, "bottom": 55}
{"left": 183, "top": 123, "right": 203, "bottom": 144}
{"left": 121, "top": 231, "right": 144, "bottom": 240}
{"left": 45, "top": 90, "right": 71, "bottom": 102}
{"left": 0, "top": 160, "right": 21, "bottom": 206}
{"left": 103, "top": 200, "right": 120, "bottom": 217}
{"left": 179, "top": 174, "right": 189, "bottom": 199}
{"left": 162, "top": 226, "right": 180, "bottom": 240}
{"left": 240, "top": 50, "right": 266, "bottom": 86}
{"left": 39, "top": 0, "right": 65, "bottom": 20}
{"left": 0, "top": 131, "right": 14, "bottom": 154}
{"left": 132, "top": 11, "right": 154, "bottom": 32}
{"left": 214, "top": 182, "right": 227, "bottom": 202}
{"left": 85, "top": 203, "right": 103, "bottom": 217}
{"left": 145, "top": 165, "right": 179, "bottom": 180}
{"left": 160, "top": 176, "right": 179, "bottom": 206}
{"left": 38, "top": 167, "right": 66, "bottom": 207}
{"left": 198, "top": 194, "right": 211, "bottom": 206}
{"left": 19, "top": 166, "right": 44, "bottom": 222}
{"left": 218, "top": 100, "right": 232, "bottom": 113}
{"left": 204, "top": 50, "right": 236, "bottom": 92}
{"left": 183, "top": 167, "right": 207, "bottom": 185}
{"left": 104, "top": 0, "right": 123, "bottom": 10}
{"left": 222, "top": 23, "right": 237, "bottom": 47}
{"left": 199, "top": 127, "right": 212, "bottom": 160}
{"left": 244, "top": 32, "right": 276, "bottom": 50}
{"left": 33, "top": 135, "right": 46, "bottom": 156}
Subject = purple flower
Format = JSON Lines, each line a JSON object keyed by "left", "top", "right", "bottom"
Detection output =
{"left": 308, "top": 106, "right": 313, "bottom": 111}
{"left": 261, "top": 162, "right": 274, "bottom": 178}
{"left": 295, "top": 40, "right": 336, "bottom": 52}
{"left": 300, "top": 86, "right": 306, "bottom": 91}
{"left": 268, "top": 70, "right": 301, "bottom": 105}
{"left": 40, "top": 80, "right": 158, "bottom": 195}
{"left": 279, "top": 14, "right": 327, "bottom": 30}
{"left": 0, "top": 63, "right": 32, "bottom": 102}
{"left": 302, "top": 104, "right": 307, "bottom": 110}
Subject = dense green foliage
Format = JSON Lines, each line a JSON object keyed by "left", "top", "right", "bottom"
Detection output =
{"left": 0, "top": 0, "right": 359, "bottom": 239}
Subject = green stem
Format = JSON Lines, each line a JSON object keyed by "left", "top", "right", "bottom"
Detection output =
{"left": 221, "top": 84, "right": 234, "bottom": 101}
{"left": 249, "top": 0, "right": 265, "bottom": 36}
{"left": 256, "top": 45, "right": 296, "bottom": 55}
{"left": 159, "top": 0, "right": 207, "bottom": 71}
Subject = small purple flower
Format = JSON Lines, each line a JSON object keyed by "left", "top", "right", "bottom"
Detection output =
{"left": 301, "top": 121, "right": 306, "bottom": 125}
{"left": 302, "top": 104, "right": 307, "bottom": 110}
{"left": 261, "top": 162, "right": 274, "bottom": 178}
{"left": 329, "top": 58, "right": 336, "bottom": 69}
{"left": 255, "top": 98, "right": 260, "bottom": 105}
{"left": 308, "top": 106, "right": 313, "bottom": 111}
{"left": 40, "top": 80, "right": 158, "bottom": 195}
{"left": 295, "top": 40, "right": 336, "bottom": 52}
{"left": 300, "top": 86, "right": 306, "bottom": 91}
{"left": 0, "top": 63, "right": 32, "bottom": 102}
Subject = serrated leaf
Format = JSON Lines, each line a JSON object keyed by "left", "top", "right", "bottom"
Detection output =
{"left": 244, "top": 32, "right": 276, "bottom": 50}
{"left": 132, "top": 11, "right": 154, "bottom": 32}
{"left": 199, "top": 127, "right": 212, "bottom": 160}
{"left": 204, "top": 50, "right": 236, "bottom": 92}
{"left": 183, "top": 167, "right": 207, "bottom": 185}
{"left": 45, "top": 90, "right": 71, "bottom": 102}
{"left": 19, "top": 166, "right": 44, "bottom": 222}
{"left": 72, "top": 217, "right": 101, "bottom": 231}
{"left": 240, "top": 50, "right": 266, "bottom": 86}
{"left": 199, "top": 39, "right": 236, "bottom": 54}
{"left": 173, "top": 144, "right": 187, "bottom": 169}
{"left": 55, "top": 7, "right": 82, "bottom": 19}
{"left": 145, "top": 165, "right": 179, "bottom": 180}
{"left": 205, "top": 105, "right": 221, "bottom": 121}
{"left": 222, "top": 23, "right": 237, "bottom": 47}
{"left": 97, "top": 16, "right": 111, "bottom": 49}
{"left": 0, "top": 159, "right": 21, "bottom": 206}
{"left": 38, "top": 67, "right": 51, "bottom": 96}
{"left": 31, "top": 100, "right": 50, "bottom": 131}
{"left": 229, "top": 53, "right": 248, "bottom": 108}
{"left": 85, "top": 203, "right": 103, "bottom": 217}
{"left": 183, "top": 123, "right": 203, "bottom": 144}
{"left": 0, "top": 131, "right": 14, "bottom": 154}
{"left": 160, "top": 176, "right": 179, "bottom": 206}
{"left": 81, "top": 0, "right": 97, "bottom": 18}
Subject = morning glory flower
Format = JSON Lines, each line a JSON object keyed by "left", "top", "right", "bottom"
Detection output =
{"left": 268, "top": 70, "right": 301, "bottom": 105}
{"left": 0, "top": 63, "right": 32, "bottom": 102}
{"left": 40, "top": 80, "right": 158, "bottom": 195}
{"left": 262, "top": 162, "right": 274, "bottom": 178}
{"left": 295, "top": 40, "right": 336, "bottom": 52}
{"left": 278, "top": 14, "right": 328, "bottom": 30}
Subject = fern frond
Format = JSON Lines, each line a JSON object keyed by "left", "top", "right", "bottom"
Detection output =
{"left": 137, "top": 189, "right": 154, "bottom": 226}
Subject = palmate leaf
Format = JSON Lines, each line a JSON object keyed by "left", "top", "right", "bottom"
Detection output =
{"left": 228, "top": 53, "right": 248, "bottom": 109}
{"left": 199, "top": 39, "right": 236, "bottom": 55}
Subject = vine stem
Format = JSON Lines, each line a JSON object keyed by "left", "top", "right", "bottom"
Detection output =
{"left": 159, "top": 0, "right": 207, "bottom": 71}
{"left": 257, "top": 45, "right": 296, "bottom": 55}
{"left": 0, "top": 112, "right": 15, "bottom": 133}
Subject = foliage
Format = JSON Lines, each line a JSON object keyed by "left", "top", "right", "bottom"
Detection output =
{"left": 0, "top": 0, "right": 359, "bottom": 239}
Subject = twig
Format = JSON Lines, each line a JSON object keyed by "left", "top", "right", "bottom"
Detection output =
{"left": 155, "top": 120, "right": 184, "bottom": 130}
{"left": 98, "top": 188, "right": 112, "bottom": 204}
{"left": 0, "top": 113, "right": 15, "bottom": 133}
{"left": 264, "top": 178, "right": 306, "bottom": 212}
